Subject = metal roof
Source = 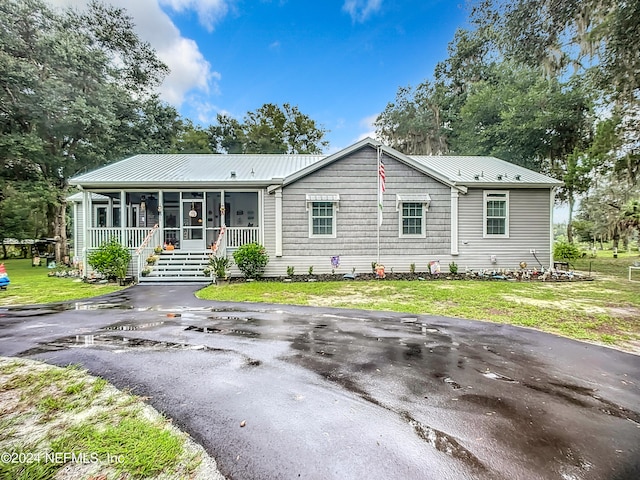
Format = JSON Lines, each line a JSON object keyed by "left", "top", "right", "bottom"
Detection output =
{"left": 409, "top": 155, "right": 562, "bottom": 187}
{"left": 71, "top": 154, "right": 325, "bottom": 187}
{"left": 70, "top": 141, "right": 562, "bottom": 189}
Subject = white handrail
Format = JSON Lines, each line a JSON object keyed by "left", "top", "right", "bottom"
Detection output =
{"left": 136, "top": 224, "right": 160, "bottom": 254}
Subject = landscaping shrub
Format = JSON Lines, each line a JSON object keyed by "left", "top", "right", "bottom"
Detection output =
{"left": 233, "top": 243, "right": 269, "bottom": 279}
{"left": 87, "top": 238, "right": 131, "bottom": 280}
{"left": 554, "top": 241, "right": 581, "bottom": 261}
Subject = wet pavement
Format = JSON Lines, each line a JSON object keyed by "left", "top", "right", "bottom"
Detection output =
{"left": 1, "top": 285, "right": 639, "bottom": 479}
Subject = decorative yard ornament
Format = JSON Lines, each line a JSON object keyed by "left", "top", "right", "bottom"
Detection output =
{"left": 0, "top": 263, "right": 10, "bottom": 290}
{"left": 331, "top": 256, "right": 340, "bottom": 269}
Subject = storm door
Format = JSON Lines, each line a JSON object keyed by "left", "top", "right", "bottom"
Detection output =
{"left": 181, "top": 198, "right": 205, "bottom": 249}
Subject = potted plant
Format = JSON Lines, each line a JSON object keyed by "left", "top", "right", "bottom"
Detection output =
{"left": 154, "top": 245, "right": 163, "bottom": 254}
{"left": 209, "top": 255, "right": 232, "bottom": 284}
{"left": 141, "top": 266, "right": 152, "bottom": 277}
{"left": 146, "top": 254, "right": 158, "bottom": 265}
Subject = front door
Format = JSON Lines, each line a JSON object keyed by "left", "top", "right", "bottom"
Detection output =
{"left": 181, "top": 199, "right": 205, "bottom": 250}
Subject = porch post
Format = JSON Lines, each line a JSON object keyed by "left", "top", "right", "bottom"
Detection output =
{"left": 220, "top": 189, "right": 226, "bottom": 256}
{"left": 82, "top": 189, "right": 89, "bottom": 276}
{"left": 158, "top": 190, "right": 164, "bottom": 232}
{"left": 120, "top": 190, "right": 126, "bottom": 246}
{"left": 107, "top": 195, "right": 113, "bottom": 228}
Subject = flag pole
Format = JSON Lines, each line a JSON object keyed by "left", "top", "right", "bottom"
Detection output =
{"left": 377, "top": 147, "right": 381, "bottom": 265}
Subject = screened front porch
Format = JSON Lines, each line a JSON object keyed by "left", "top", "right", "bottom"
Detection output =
{"left": 83, "top": 190, "right": 261, "bottom": 252}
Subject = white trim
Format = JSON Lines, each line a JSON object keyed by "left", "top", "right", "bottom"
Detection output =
{"left": 549, "top": 188, "right": 555, "bottom": 269}
{"left": 305, "top": 193, "right": 340, "bottom": 206}
{"left": 483, "top": 190, "right": 510, "bottom": 238}
{"left": 275, "top": 189, "right": 283, "bottom": 257}
{"left": 120, "top": 191, "right": 126, "bottom": 243}
{"left": 396, "top": 194, "right": 430, "bottom": 238}
{"left": 396, "top": 201, "right": 427, "bottom": 238}
{"left": 395, "top": 193, "right": 431, "bottom": 211}
{"left": 451, "top": 188, "right": 459, "bottom": 255}
{"left": 308, "top": 199, "right": 337, "bottom": 239}
{"left": 82, "top": 190, "right": 89, "bottom": 275}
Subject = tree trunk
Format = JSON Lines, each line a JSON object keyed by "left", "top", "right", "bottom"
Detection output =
{"left": 612, "top": 224, "right": 620, "bottom": 250}
{"left": 566, "top": 195, "right": 575, "bottom": 243}
{"left": 53, "top": 201, "right": 68, "bottom": 263}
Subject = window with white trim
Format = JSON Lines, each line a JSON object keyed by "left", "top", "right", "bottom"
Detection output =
{"left": 483, "top": 191, "right": 509, "bottom": 237}
{"left": 306, "top": 194, "right": 339, "bottom": 238}
{"left": 396, "top": 194, "right": 430, "bottom": 238}
{"left": 402, "top": 203, "right": 424, "bottom": 235}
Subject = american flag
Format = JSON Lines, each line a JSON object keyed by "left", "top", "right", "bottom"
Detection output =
{"left": 378, "top": 158, "right": 385, "bottom": 226}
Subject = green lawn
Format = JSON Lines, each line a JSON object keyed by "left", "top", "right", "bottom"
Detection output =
{"left": 198, "top": 251, "right": 640, "bottom": 351}
{"left": 0, "top": 258, "right": 123, "bottom": 306}
{"left": 0, "top": 358, "right": 217, "bottom": 479}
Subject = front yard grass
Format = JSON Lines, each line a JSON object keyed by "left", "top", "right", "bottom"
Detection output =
{"left": 198, "top": 252, "right": 640, "bottom": 352}
{"left": 0, "top": 358, "right": 220, "bottom": 479}
{"left": 0, "top": 259, "right": 123, "bottom": 306}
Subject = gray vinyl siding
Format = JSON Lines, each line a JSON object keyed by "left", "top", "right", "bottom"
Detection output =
{"left": 280, "top": 146, "right": 451, "bottom": 257}
{"left": 457, "top": 188, "right": 552, "bottom": 270}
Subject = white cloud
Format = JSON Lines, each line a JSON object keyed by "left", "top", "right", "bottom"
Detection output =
{"left": 49, "top": 0, "right": 219, "bottom": 108}
{"left": 342, "top": 0, "right": 382, "bottom": 22}
{"left": 159, "top": 0, "right": 232, "bottom": 32}
{"left": 357, "top": 114, "right": 378, "bottom": 141}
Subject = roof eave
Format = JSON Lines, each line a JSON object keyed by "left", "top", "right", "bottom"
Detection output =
{"left": 462, "top": 182, "right": 563, "bottom": 188}
{"left": 69, "top": 180, "right": 277, "bottom": 189}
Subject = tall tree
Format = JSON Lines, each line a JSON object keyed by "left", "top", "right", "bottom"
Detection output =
{"left": 210, "top": 103, "right": 328, "bottom": 154}
{"left": 0, "top": 0, "right": 171, "bottom": 261}
{"left": 374, "top": 81, "right": 449, "bottom": 155}
{"left": 170, "top": 120, "right": 213, "bottom": 154}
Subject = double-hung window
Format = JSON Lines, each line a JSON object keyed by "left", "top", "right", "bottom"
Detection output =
{"left": 396, "top": 194, "right": 431, "bottom": 238}
{"left": 483, "top": 191, "right": 509, "bottom": 237}
{"left": 306, "top": 194, "right": 339, "bottom": 238}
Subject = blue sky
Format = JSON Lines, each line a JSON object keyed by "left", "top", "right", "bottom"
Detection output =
{"left": 168, "top": 1, "right": 469, "bottom": 151}
{"left": 55, "top": 0, "right": 469, "bottom": 152}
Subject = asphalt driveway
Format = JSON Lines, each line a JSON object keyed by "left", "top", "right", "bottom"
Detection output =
{"left": 1, "top": 285, "right": 639, "bottom": 479}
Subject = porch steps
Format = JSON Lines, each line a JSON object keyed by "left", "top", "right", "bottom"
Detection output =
{"left": 140, "top": 251, "right": 212, "bottom": 283}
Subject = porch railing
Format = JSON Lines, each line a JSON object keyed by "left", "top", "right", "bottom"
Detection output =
{"left": 226, "top": 227, "right": 260, "bottom": 248}
{"left": 89, "top": 228, "right": 158, "bottom": 248}
{"left": 134, "top": 225, "right": 161, "bottom": 280}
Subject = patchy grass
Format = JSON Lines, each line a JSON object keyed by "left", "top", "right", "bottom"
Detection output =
{"left": 0, "top": 358, "right": 223, "bottom": 480}
{"left": 0, "top": 259, "right": 123, "bottom": 306}
{"left": 198, "top": 253, "right": 640, "bottom": 352}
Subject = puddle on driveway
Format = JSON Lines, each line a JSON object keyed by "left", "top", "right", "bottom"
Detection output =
{"left": 104, "top": 321, "right": 168, "bottom": 331}
{"left": 185, "top": 325, "right": 260, "bottom": 338}
{"left": 19, "top": 334, "right": 217, "bottom": 356}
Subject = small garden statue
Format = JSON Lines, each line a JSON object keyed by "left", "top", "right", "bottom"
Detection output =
{"left": 0, "top": 263, "right": 10, "bottom": 290}
{"left": 375, "top": 263, "right": 385, "bottom": 279}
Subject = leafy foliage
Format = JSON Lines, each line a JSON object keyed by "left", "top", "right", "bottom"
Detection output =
{"left": 553, "top": 241, "right": 581, "bottom": 262}
{"left": 0, "top": 0, "right": 173, "bottom": 261}
{"left": 210, "top": 103, "right": 328, "bottom": 154}
{"left": 232, "top": 243, "right": 269, "bottom": 279}
{"left": 208, "top": 255, "right": 232, "bottom": 278}
{"left": 87, "top": 238, "right": 131, "bottom": 280}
